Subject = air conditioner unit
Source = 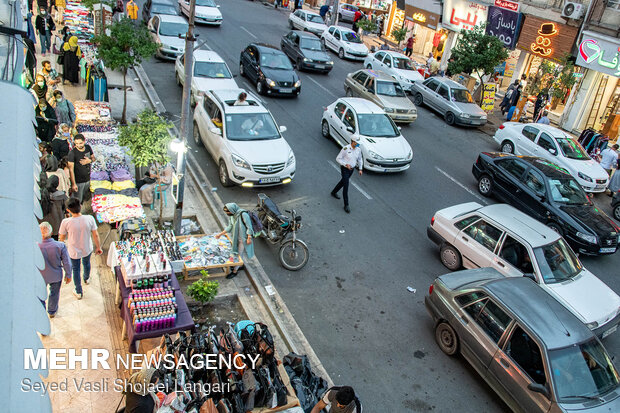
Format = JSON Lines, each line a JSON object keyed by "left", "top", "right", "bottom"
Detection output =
{"left": 561, "top": 2, "right": 585, "bottom": 19}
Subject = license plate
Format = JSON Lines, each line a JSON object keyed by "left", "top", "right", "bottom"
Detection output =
{"left": 395, "top": 116, "right": 409, "bottom": 120}
{"left": 595, "top": 184, "right": 606, "bottom": 190}
{"left": 315, "top": 64, "right": 325, "bottom": 69}
{"left": 280, "top": 88, "right": 293, "bottom": 93}
{"left": 259, "top": 177, "right": 281, "bottom": 184}
{"left": 602, "top": 325, "right": 618, "bottom": 338}
{"left": 599, "top": 247, "right": 616, "bottom": 253}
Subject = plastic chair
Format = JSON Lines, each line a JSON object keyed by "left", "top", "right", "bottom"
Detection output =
{"left": 150, "top": 184, "right": 168, "bottom": 210}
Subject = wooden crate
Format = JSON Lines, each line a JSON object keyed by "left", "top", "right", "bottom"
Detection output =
{"left": 176, "top": 234, "right": 244, "bottom": 279}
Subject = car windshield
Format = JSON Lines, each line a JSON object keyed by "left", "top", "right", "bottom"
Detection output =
{"left": 307, "top": 14, "right": 324, "bottom": 23}
{"left": 196, "top": 0, "right": 216, "bottom": 6}
{"left": 159, "top": 22, "right": 188, "bottom": 37}
{"left": 549, "top": 339, "right": 620, "bottom": 403}
{"left": 343, "top": 31, "right": 362, "bottom": 43}
{"left": 452, "top": 88, "right": 474, "bottom": 103}
{"left": 547, "top": 177, "right": 589, "bottom": 205}
{"left": 152, "top": 5, "right": 177, "bottom": 15}
{"left": 300, "top": 38, "right": 322, "bottom": 51}
{"left": 533, "top": 239, "right": 583, "bottom": 284}
{"left": 225, "top": 113, "right": 280, "bottom": 141}
{"left": 393, "top": 57, "right": 413, "bottom": 70}
{"left": 358, "top": 114, "right": 399, "bottom": 138}
{"left": 260, "top": 53, "right": 293, "bottom": 69}
{"left": 376, "top": 81, "right": 406, "bottom": 97}
{"left": 194, "top": 61, "right": 231, "bottom": 78}
{"left": 556, "top": 137, "right": 591, "bottom": 160}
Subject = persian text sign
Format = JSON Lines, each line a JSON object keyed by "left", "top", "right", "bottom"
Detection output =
{"left": 442, "top": 0, "right": 488, "bottom": 32}
{"left": 576, "top": 31, "right": 620, "bottom": 78}
{"left": 495, "top": 0, "right": 520, "bottom": 12}
{"left": 481, "top": 83, "right": 496, "bottom": 112}
{"left": 486, "top": 6, "right": 522, "bottom": 49}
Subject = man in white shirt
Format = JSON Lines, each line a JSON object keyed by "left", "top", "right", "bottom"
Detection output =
{"left": 600, "top": 144, "right": 619, "bottom": 176}
{"left": 331, "top": 136, "right": 363, "bottom": 213}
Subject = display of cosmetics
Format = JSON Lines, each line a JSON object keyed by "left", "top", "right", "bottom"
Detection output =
{"left": 117, "top": 233, "right": 171, "bottom": 281}
{"left": 128, "top": 287, "right": 178, "bottom": 332}
{"left": 178, "top": 234, "right": 242, "bottom": 268}
{"left": 158, "top": 230, "right": 183, "bottom": 261}
{"left": 131, "top": 274, "right": 172, "bottom": 290}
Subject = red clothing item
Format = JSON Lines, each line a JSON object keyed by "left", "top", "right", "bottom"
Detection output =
{"left": 354, "top": 11, "right": 362, "bottom": 22}
{"left": 406, "top": 37, "right": 414, "bottom": 48}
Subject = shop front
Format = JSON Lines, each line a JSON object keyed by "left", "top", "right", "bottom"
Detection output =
{"left": 440, "top": 0, "right": 489, "bottom": 65}
{"left": 403, "top": 2, "right": 442, "bottom": 59}
{"left": 385, "top": 1, "right": 406, "bottom": 42}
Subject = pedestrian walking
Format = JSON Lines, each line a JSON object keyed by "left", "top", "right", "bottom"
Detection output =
{"left": 47, "top": 156, "right": 72, "bottom": 196}
{"left": 319, "top": 4, "right": 329, "bottom": 22}
{"left": 40, "top": 175, "right": 68, "bottom": 239}
{"left": 311, "top": 386, "right": 360, "bottom": 413}
{"left": 600, "top": 144, "right": 619, "bottom": 176}
{"left": 67, "top": 134, "right": 95, "bottom": 204}
{"left": 60, "top": 36, "right": 81, "bottom": 85}
{"left": 113, "top": 0, "right": 124, "bottom": 22}
{"left": 41, "top": 60, "right": 61, "bottom": 91}
{"left": 353, "top": 9, "right": 363, "bottom": 31}
{"left": 533, "top": 91, "right": 549, "bottom": 121}
{"left": 38, "top": 222, "right": 72, "bottom": 318}
{"left": 430, "top": 55, "right": 441, "bottom": 76}
{"left": 536, "top": 110, "right": 550, "bottom": 125}
{"left": 39, "top": 142, "right": 59, "bottom": 172}
{"left": 331, "top": 137, "right": 363, "bottom": 213}
{"left": 58, "top": 198, "right": 103, "bottom": 300}
{"left": 404, "top": 36, "right": 415, "bottom": 57}
{"left": 126, "top": 0, "right": 139, "bottom": 23}
{"left": 214, "top": 203, "right": 255, "bottom": 279}
{"left": 35, "top": 7, "right": 55, "bottom": 56}
{"left": 426, "top": 52, "right": 435, "bottom": 68}
{"left": 36, "top": 98, "right": 58, "bottom": 142}
{"left": 500, "top": 80, "right": 519, "bottom": 115}
{"left": 51, "top": 123, "right": 73, "bottom": 161}
{"left": 23, "top": 36, "right": 37, "bottom": 86}
{"left": 274, "top": 0, "right": 282, "bottom": 9}
{"left": 52, "top": 90, "right": 76, "bottom": 125}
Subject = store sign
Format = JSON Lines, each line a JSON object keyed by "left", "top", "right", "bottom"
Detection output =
{"left": 575, "top": 32, "right": 620, "bottom": 77}
{"left": 486, "top": 6, "right": 522, "bottom": 49}
{"left": 404, "top": 5, "right": 440, "bottom": 30}
{"left": 386, "top": 4, "right": 406, "bottom": 39}
{"left": 442, "top": 0, "right": 488, "bottom": 32}
{"left": 481, "top": 83, "right": 497, "bottom": 112}
{"left": 516, "top": 16, "right": 578, "bottom": 61}
{"left": 494, "top": 0, "right": 520, "bottom": 12}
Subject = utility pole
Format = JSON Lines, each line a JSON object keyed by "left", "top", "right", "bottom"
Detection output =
{"left": 173, "top": 0, "right": 196, "bottom": 236}
{"left": 329, "top": 0, "right": 340, "bottom": 26}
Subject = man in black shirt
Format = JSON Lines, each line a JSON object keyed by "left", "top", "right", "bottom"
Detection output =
{"left": 35, "top": 98, "right": 58, "bottom": 142}
{"left": 67, "top": 134, "right": 95, "bottom": 204}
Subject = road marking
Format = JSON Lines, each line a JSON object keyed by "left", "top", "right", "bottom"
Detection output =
{"left": 328, "top": 160, "right": 373, "bottom": 200}
{"left": 435, "top": 167, "right": 488, "bottom": 204}
{"left": 240, "top": 26, "right": 257, "bottom": 39}
{"left": 307, "top": 76, "right": 338, "bottom": 99}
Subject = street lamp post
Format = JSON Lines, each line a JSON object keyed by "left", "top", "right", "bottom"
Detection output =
{"left": 172, "top": 0, "right": 197, "bottom": 236}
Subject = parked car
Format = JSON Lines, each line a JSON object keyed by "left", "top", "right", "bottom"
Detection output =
{"left": 321, "top": 97, "right": 413, "bottom": 172}
{"left": 288, "top": 9, "right": 327, "bottom": 36}
{"left": 193, "top": 89, "right": 295, "bottom": 187}
{"left": 363, "top": 50, "right": 424, "bottom": 93}
{"left": 142, "top": 0, "right": 178, "bottom": 22}
{"left": 174, "top": 49, "right": 238, "bottom": 106}
{"left": 472, "top": 153, "right": 619, "bottom": 255}
{"left": 321, "top": 26, "right": 368, "bottom": 60}
{"left": 344, "top": 69, "right": 417, "bottom": 124}
{"left": 425, "top": 269, "right": 620, "bottom": 412}
{"left": 493, "top": 123, "right": 609, "bottom": 193}
{"left": 148, "top": 15, "right": 188, "bottom": 60}
{"left": 179, "top": 0, "right": 222, "bottom": 25}
{"left": 280, "top": 31, "right": 333, "bottom": 73}
{"left": 427, "top": 202, "right": 620, "bottom": 338}
{"left": 239, "top": 43, "right": 301, "bottom": 97}
{"left": 613, "top": 191, "right": 620, "bottom": 221}
{"left": 335, "top": 3, "right": 359, "bottom": 22}
{"left": 411, "top": 77, "right": 487, "bottom": 126}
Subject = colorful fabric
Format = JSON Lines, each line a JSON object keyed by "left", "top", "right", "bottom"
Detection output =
{"left": 90, "top": 180, "right": 112, "bottom": 191}
{"left": 111, "top": 180, "right": 135, "bottom": 191}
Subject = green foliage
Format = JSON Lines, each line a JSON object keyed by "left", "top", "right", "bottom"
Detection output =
{"left": 356, "top": 19, "right": 377, "bottom": 34}
{"left": 81, "top": 0, "right": 115, "bottom": 11}
{"left": 448, "top": 24, "right": 509, "bottom": 81}
{"left": 391, "top": 27, "right": 408, "bottom": 44}
{"left": 526, "top": 60, "right": 554, "bottom": 96}
{"left": 118, "top": 109, "right": 173, "bottom": 167}
{"left": 187, "top": 271, "right": 219, "bottom": 304}
{"left": 551, "top": 54, "right": 577, "bottom": 99}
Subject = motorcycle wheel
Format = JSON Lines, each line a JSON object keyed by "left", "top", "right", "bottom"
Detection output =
{"left": 278, "top": 239, "right": 309, "bottom": 271}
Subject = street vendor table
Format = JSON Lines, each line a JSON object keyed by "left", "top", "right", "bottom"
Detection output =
{"left": 113, "top": 265, "right": 180, "bottom": 307}
{"left": 177, "top": 234, "right": 243, "bottom": 279}
{"left": 120, "top": 289, "right": 195, "bottom": 353}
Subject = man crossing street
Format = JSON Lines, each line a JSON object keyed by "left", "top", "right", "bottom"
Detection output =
{"left": 331, "top": 137, "right": 363, "bottom": 213}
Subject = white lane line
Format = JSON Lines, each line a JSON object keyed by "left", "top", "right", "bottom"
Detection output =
{"left": 435, "top": 167, "right": 488, "bottom": 204}
{"left": 307, "top": 76, "right": 338, "bottom": 99}
{"left": 240, "top": 26, "right": 258, "bottom": 39}
{"left": 328, "top": 160, "right": 373, "bottom": 200}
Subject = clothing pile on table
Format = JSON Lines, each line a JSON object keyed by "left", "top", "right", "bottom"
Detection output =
{"left": 63, "top": 1, "right": 95, "bottom": 40}
{"left": 74, "top": 101, "right": 144, "bottom": 223}
{"left": 178, "top": 234, "right": 242, "bottom": 268}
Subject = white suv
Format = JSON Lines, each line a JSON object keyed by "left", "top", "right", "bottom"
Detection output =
{"left": 193, "top": 89, "right": 295, "bottom": 187}
{"left": 427, "top": 202, "right": 620, "bottom": 339}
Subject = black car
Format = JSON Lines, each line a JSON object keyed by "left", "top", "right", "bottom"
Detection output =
{"left": 239, "top": 43, "right": 301, "bottom": 97}
{"left": 280, "top": 31, "right": 333, "bottom": 74}
{"left": 142, "top": 0, "right": 179, "bottom": 22}
{"left": 472, "top": 152, "right": 620, "bottom": 256}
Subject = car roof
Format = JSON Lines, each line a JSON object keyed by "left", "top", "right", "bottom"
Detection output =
{"left": 301, "top": 10, "right": 321, "bottom": 16}
{"left": 193, "top": 49, "right": 225, "bottom": 62}
{"left": 511, "top": 155, "right": 572, "bottom": 178}
{"left": 290, "top": 30, "right": 320, "bottom": 39}
{"left": 382, "top": 50, "right": 408, "bottom": 58}
{"left": 158, "top": 14, "right": 187, "bottom": 23}
{"left": 338, "top": 97, "right": 384, "bottom": 114}
{"left": 252, "top": 43, "right": 283, "bottom": 54}
{"left": 428, "top": 77, "right": 468, "bottom": 90}
{"left": 516, "top": 123, "right": 571, "bottom": 138}
{"left": 354, "top": 69, "right": 398, "bottom": 82}
{"left": 209, "top": 89, "right": 267, "bottom": 113}
{"left": 477, "top": 203, "right": 560, "bottom": 247}
{"left": 333, "top": 25, "right": 355, "bottom": 33}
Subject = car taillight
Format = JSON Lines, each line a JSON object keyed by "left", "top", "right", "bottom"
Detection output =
{"left": 499, "top": 124, "right": 505, "bottom": 130}
{"left": 431, "top": 216, "right": 435, "bottom": 226}
{"left": 429, "top": 284, "right": 434, "bottom": 295}
{"left": 323, "top": 107, "right": 327, "bottom": 111}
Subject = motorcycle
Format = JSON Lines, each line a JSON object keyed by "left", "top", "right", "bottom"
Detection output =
{"left": 255, "top": 193, "right": 309, "bottom": 271}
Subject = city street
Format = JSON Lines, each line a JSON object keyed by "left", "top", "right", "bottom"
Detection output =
{"left": 140, "top": 1, "right": 620, "bottom": 411}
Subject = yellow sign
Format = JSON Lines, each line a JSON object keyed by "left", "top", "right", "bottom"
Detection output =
{"left": 481, "top": 83, "right": 496, "bottom": 113}
{"left": 412, "top": 13, "right": 426, "bottom": 23}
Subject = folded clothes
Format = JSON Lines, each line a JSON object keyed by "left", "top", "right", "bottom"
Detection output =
{"left": 90, "top": 171, "right": 109, "bottom": 181}
{"left": 93, "top": 188, "right": 139, "bottom": 197}
{"left": 112, "top": 180, "right": 135, "bottom": 191}
{"left": 110, "top": 168, "right": 132, "bottom": 182}
{"left": 90, "top": 180, "right": 112, "bottom": 192}
{"left": 91, "top": 194, "right": 144, "bottom": 223}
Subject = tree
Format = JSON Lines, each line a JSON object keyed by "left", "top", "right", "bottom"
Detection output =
{"left": 118, "top": 109, "right": 173, "bottom": 223}
{"left": 391, "top": 27, "right": 407, "bottom": 45}
{"left": 550, "top": 54, "right": 577, "bottom": 109}
{"left": 92, "top": 18, "right": 159, "bottom": 124}
{"left": 356, "top": 19, "right": 377, "bottom": 40}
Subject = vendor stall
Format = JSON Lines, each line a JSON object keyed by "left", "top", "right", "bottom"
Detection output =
{"left": 177, "top": 233, "right": 244, "bottom": 278}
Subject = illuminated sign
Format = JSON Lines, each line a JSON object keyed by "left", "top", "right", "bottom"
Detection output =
{"left": 404, "top": 5, "right": 440, "bottom": 30}
{"left": 516, "top": 16, "right": 578, "bottom": 61}
{"left": 530, "top": 22, "right": 558, "bottom": 57}
{"left": 442, "top": 0, "right": 488, "bottom": 32}
{"left": 494, "top": 0, "right": 520, "bottom": 12}
{"left": 576, "top": 31, "right": 620, "bottom": 77}
{"left": 412, "top": 13, "right": 426, "bottom": 23}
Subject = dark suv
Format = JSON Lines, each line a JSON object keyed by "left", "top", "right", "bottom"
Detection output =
{"left": 239, "top": 43, "right": 301, "bottom": 97}
{"left": 472, "top": 152, "right": 620, "bottom": 255}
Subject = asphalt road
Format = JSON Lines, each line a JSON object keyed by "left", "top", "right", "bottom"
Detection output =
{"left": 139, "top": 1, "right": 620, "bottom": 411}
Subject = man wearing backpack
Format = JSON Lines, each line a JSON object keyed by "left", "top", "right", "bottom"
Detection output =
{"left": 311, "top": 386, "right": 361, "bottom": 413}
{"left": 215, "top": 203, "right": 255, "bottom": 279}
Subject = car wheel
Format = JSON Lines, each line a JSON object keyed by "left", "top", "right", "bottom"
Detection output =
{"left": 414, "top": 93, "right": 423, "bottom": 106}
{"left": 289, "top": 20, "right": 294, "bottom": 29}
{"left": 440, "top": 244, "right": 462, "bottom": 271}
{"left": 296, "top": 59, "right": 303, "bottom": 71}
{"left": 219, "top": 161, "right": 233, "bottom": 187}
{"left": 546, "top": 222, "right": 563, "bottom": 236}
{"left": 478, "top": 174, "right": 493, "bottom": 197}
{"left": 338, "top": 48, "right": 345, "bottom": 59}
{"left": 435, "top": 322, "right": 459, "bottom": 356}
{"left": 445, "top": 112, "right": 456, "bottom": 126}
{"left": 256, "top": 80, "right": 264, "bottom": 95}
{"left": 613, "top": 204, "right": 620, "bottom": 221}
{"left": 500, "top": 140, "right": 514, "bottom": 154}
{"left": 321, "top": 120, "right": 331, "bottom": 139}
{"left": 193, "top": 122, "right": 201, "bottom": 145}
{"left": 239, "top": 63, "right": 245, "bottom": 77}
{"left": 345, "top": 88, "right": 353, "bottom": 97}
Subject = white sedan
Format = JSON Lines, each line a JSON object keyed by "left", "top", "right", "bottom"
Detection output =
{"left": 321, "top": 26, "right": 368, "bottom": 60}
{"left": 494, "top": 122, "right": 609, "bottom": 192}
{"left": 288, "top": 9, "right": 327, "bottom": 37}
{"left": 175, "top": 50, "right": 238, "bottom": 106}
{"left": 179, "top": 0, "right": 222, "bottom": 25}
{"left": 148, "top": 15, "right": 188, "bottom": 60}
{"left": 321, "top": 98, "right": 413, "bottom": 172}
{"left": 363, "top": 50, "right": 424, "bottom": 93}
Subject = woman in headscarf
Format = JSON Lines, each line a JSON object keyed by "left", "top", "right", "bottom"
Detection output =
{"left": 61, "top": 36, "right": 81, "bottom": 85}
{"left": 40, "top": 175, "right": 68, "bottom": 240}
{"left": 47, "top": 156, "right": 71, "bottom": 196}
{"left": 124, "top": 368, "right": 162, "bottom": 413}
{"left": 215, "top": 202, "right": 255, "bottom": 279}
{"left": 39, "top": 142, "right": 59, "bottom": 172}
{"left": 138, "top": 163, "right": 174, "bottom": 206}
{"left": 51, "top": 123, "right": 73, "bottom": 161}
{"left": 31, "top": 74, "right": 48, "bottom": 101}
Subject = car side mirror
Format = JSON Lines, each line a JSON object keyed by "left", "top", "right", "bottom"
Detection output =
{"left": 523, "top": 273, "right": 537, "bottom": 283}
{"left": 527, "top": 383, "right": 549, "bottom": 399}
{"left": 548, "top": 148, "right": 557, "bottom": 155}
{"left": 346, "top": 126, "right": 354, "bottom": 133}
{"left": 216, "top": 4, "right": 220, "bottom": 7}
{"left": 397, "top": 126, "right": 402, "bottom": 131}
{"left": 279, "top": 125, "right": 287, "bottom": 133}
{"left": 210, "top": 127, "right": 222, "bottom": 135}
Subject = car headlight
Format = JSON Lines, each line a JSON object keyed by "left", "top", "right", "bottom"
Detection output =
{"left": 367, "top": 150, "right": 384, "bottom": 160}
{"left": 286, "top": 152, "right": 295, "bottom": 167}
{"left": 461, "top": 113, "right": 471, "bottom": 118}
{"left": 327, "top": 61, "right": 334, "bottom": 65}
{"left": 294, "top": 80, "right": 301, "bottom": 88}
{"left": 409, "top": 108, "right": 417, "bottom": 114}
{"left": 576, "top": 231, "right": 598, "bottom": 244}
{"left": 586, "top": 321, "right": 599, "bottom": 330}
{"left": 265, "top": 78, "right": 276, "bottom": 88}
{"left": 481, "top": 115, "right": 487, "bottom": 120}
{"left": 231, "top": 154, "right": 251, "bottom": 170}
{"left": 303, "top": 57, "right": 311, "bottom": 62}
{"left": 384, "top": 108, "right": 394, "bottom": 113}
{"left": 406, "top": 150, "right": 413, "bottom": 160}
{"left": 578, "top": 172, "right": 593, "bottom": 183}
